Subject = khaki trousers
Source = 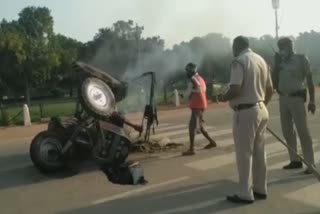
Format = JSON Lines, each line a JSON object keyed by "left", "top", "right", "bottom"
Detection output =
{"left": 279, "top": 95, "right": 315, "bottom": 164}
{"left": 233, "top": 102, "right": 269, "bottom": 200}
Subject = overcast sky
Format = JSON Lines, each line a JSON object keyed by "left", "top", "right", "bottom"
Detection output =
{"left": 2, "top": 0, "right": 320, "bottom": 48}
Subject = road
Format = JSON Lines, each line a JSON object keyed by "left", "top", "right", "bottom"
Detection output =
{"left": 1, "top": 96, "right": 320, "bottom": 214}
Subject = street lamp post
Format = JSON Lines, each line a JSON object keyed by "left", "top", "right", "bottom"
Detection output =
{"left": 272, "top": 0, "right": 280, "bottom": 39}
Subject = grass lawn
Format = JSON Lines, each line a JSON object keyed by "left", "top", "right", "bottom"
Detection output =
{"left": 1, "top": 100, "right": 76, "bottom": 126}
{"left": 0, "top": 89, "right": 221, "bottom": 126}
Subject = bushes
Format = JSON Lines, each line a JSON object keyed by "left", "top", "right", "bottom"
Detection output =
{"left": 0, "top": 106, "right": 10, "bottom": 126}
{"left": 0, "top": 99, "right": 76, "bottom": 126}
{"left": 50, "top": 88, "right": 65, "bottom": 98}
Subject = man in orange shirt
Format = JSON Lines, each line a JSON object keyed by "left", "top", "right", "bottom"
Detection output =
{"left": 182, "top": 63, "right": 217, "bottom": 156}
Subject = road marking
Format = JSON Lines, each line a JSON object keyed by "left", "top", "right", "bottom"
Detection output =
{"left": 285, "top": 182, "right": 320, "bottom": 208}
{"left": 268, "top": 150, "right": 320, "bottom": 170}
{"left": 269, "top": 115, "right": 320, "bottom": 122}
{"left": 153, "top": 123, "right": 171, "bottom": 128}
{"left": 147, "top": 183, "right": 218, "bottom": 200}
{"left": 158, "top": 133, "right": 272, "bottom": 160}
{"left": 185, "top": 139, "right": 288, "bottom": 171}
{"left": 186, "top": 152, "right": 234, "bottom": 171}
{"left": 155, "top": 124, "right": 187, "bottom": 132}
{"left": 91, "top": 176, "right": 190, "bottom": 205}
{"left": 172, "top": 128, "right": 232, "bottom": 144}
{"left": 149, "top": 198, "right": 223, "bottom": 214}
{"left": 151, "top": 127, "right": 214, "bottom": 140}
{"left": 213, "top": 133, "right": 273, "bottom": 148}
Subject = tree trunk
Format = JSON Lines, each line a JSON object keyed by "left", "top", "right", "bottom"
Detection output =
{"left": 69, "top": 86, "right": 73, "bottom": 97}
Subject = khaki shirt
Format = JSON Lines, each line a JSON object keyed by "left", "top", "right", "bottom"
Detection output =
{"left": 278, "top": 54, "right": 311, "bottom": 94}
{"left": 229, "top": 48, "right": 272, "bottom": 108}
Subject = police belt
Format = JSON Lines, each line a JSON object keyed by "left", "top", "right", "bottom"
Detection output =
{"left": 278, "top": 89, "right": 307, "bottom": 102}
{"left": 233, "top": 102, "right": 261, "bottom": 111}
{"left": 278, "top": 89, "right": 306, "bottom": 99}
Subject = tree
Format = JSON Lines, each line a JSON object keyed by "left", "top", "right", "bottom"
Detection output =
{"left": 54, "top": 34, "right": 83, "bottom": 97}
{"left": 0, "top": 20, "right": 26, "bottom": 99}
{"left": 296, "top": 31, "right": 320, "bottom": 68}
{"left": 3, "top": 6, "right": 320, "bottom": 106}
{"left": 82, "top": 20, "right": 146, "bottom": 79}
{"left": 18, "top": 6, "right": 55, "bottom": 105}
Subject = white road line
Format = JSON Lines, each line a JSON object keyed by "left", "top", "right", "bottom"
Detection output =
{"left": 214, "top": 133, "right": 273, "bottom": 148}
{"left": 91, "top": 176, "right": 190, "bottom": 205}
{"left": 150, "top": 198, "right": 223, "bottom": 214}
{"left": 186, "top": 152, "right": 235, "bottom": 171}
{"left": 269, "top": 115, "right": 320, "bottom": 122}
{"left": 285, "top": 182, "right": 320, "bottom": 208}
{"left": 267, "top": 139, "right": 320, "bottom": 159}
{"left": 159, "top": 134, "right": 273, "bottom": 160}
{"left": 155, "top": 124, "right": 187, "bottom": 132}
{"left": 268, "top": 150, "right": 320, "bottom": 170}
{"left": 155, "top": 123, "right": 171, "bottom": 128}
{"left": 172, "top": 128, "right": 232, "bottom": 144}
{"left": 147, "top": 183, "right": 218, "bottom": 201}
{"left": 185, "top": 139, "right": 289, "bottom": 171}
{"left": 151, "top": 127, "right": 214, "bottom": 140}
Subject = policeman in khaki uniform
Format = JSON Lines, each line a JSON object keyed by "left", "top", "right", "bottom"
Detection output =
{"left": 218, "top": 36, "right": 273, "bottom": 204}
{"left": 273, "top": 37, "right": 316, "bottom": 174}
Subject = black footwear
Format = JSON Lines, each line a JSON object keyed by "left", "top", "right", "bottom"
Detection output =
{"left": 203, "top": 142, "right": 217, "bottom": 150}
{"left": 182, "top": 150, "right": 195, "bottom": 156}
{"left": 226, "top": 195, "right": 254, "bottom": 204}
{"left": 253, "top": 192, "right": 267, "bottom": 200}
{"left": 304, "top": 169, "right": 313, "bottom": 174}
{"left": 283, "top": 161, "right": 303, "bottom": 169}
{"left": 303, "top": 164, "right": 316, "bottom": 174}
{"left": 303, "top": 168, "right": 313, "bottom": 175}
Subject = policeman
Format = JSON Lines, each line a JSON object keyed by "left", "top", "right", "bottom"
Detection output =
{"left": 218, "top": 36, "right": 273, "bottom": 203}
{"left": 273, "top": 37, "right": 316, "bottom": 174}
{"left": 182, "top": 62, "right": 217, "bottom": 156}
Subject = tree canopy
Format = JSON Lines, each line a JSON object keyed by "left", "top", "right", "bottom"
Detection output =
{"left": 1, "top": 6, "right": 320, "bottom": 104}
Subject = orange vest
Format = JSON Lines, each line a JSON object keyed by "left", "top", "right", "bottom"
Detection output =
{"left": 189, "top": 74, "right": 207, "bottom": 110}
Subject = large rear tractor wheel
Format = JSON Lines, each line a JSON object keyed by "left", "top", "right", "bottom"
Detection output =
{"left": 30, "top": 131, "right": 65, "bottom": 173}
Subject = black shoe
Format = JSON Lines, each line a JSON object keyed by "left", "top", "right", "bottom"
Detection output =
{"left": 304, "top": 169, "right": 313, "bottom": 175}
{"left": 283, "top": 161, "right": 303, "bottom": 169}
{"left": 226, "top": 195, "right": 254, "bottom": 204}
{"left": 304, "top": 165, "right": 316, "bottom": 174}
{"left": 253, "top": 192, "right": 267, "bottom": 200}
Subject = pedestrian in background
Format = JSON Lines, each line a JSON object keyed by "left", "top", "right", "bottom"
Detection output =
{"left": 182, "top": 62, "right": 217, "bottom": 156}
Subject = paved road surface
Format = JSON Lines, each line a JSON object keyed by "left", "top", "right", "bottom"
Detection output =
{"left": 1, "top": 97, "right": 320, "bottom": 214}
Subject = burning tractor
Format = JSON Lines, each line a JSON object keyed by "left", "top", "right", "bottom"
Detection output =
{"left": 29, "top": 62, "right": 158, "bottom": 178}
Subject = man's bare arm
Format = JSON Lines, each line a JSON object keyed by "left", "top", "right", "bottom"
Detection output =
{"left": 218, "top": 60, "right": 243, "bottom": 102}
{"left": 222, "top": 85, "right": 241, "bottom": 101}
